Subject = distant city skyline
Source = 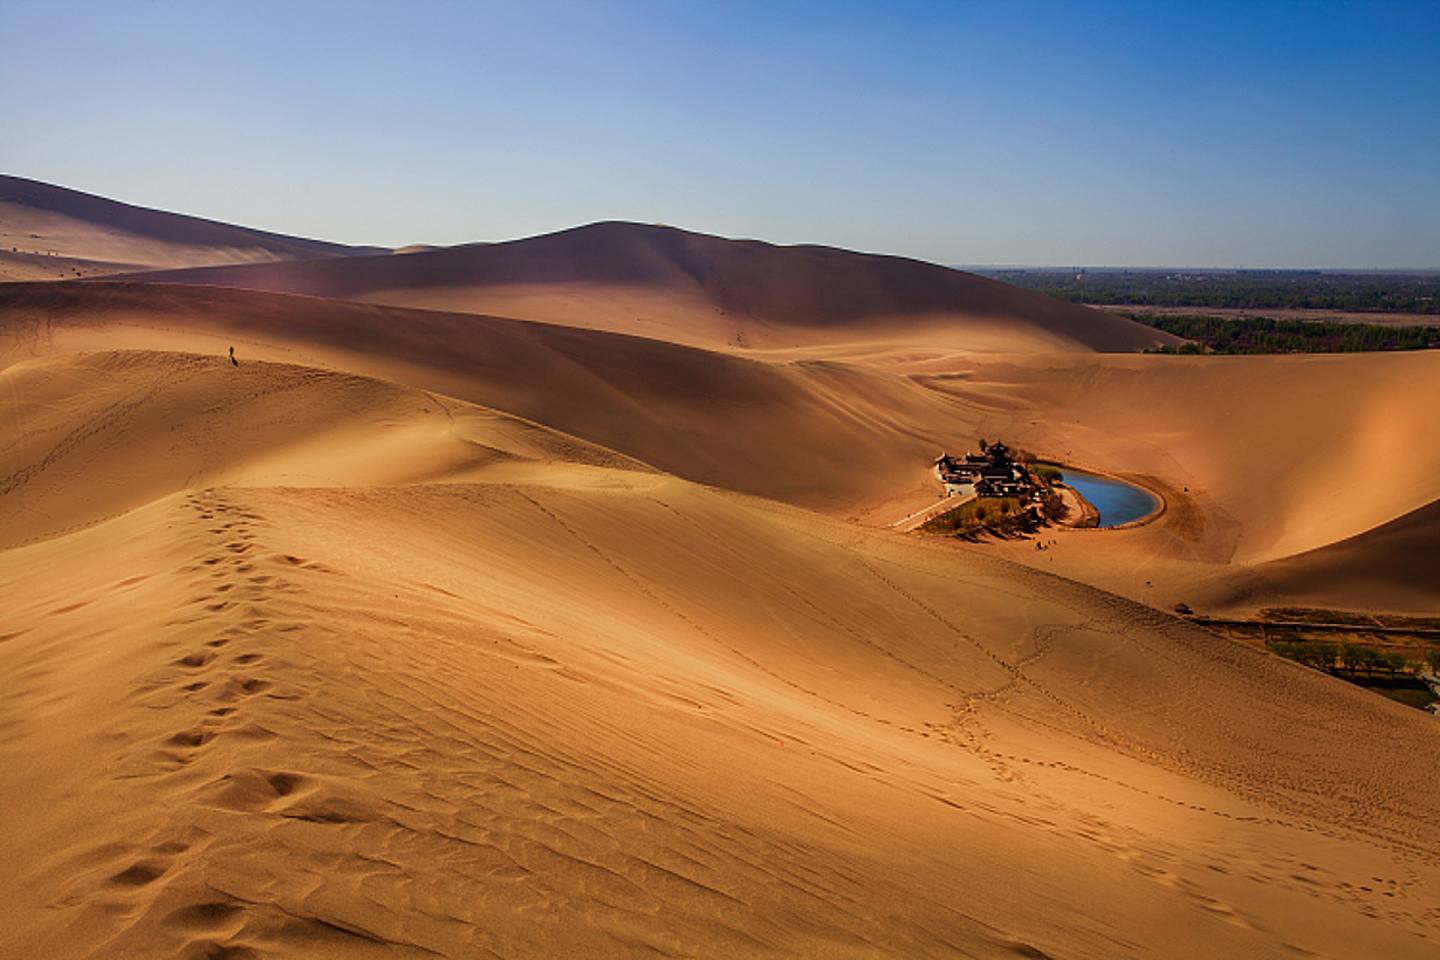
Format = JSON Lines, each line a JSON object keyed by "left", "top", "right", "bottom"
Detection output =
{"left": 2, "top": 1, "right": 1437, "bottom": 269}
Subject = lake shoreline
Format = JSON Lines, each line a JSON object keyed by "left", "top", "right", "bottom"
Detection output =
{"left": 1054, "top": 466, "right": 1165, "bottom": 530}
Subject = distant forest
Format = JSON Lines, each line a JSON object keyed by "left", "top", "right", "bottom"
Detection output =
{"left": 1132, "top": 314, "right": 1440, "bottom": 354}
{"left": 982, "top": 269, "right": 1440, "bottom": 314}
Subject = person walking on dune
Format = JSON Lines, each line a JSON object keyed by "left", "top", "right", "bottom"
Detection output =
{"left": 228, "top": 345, "right": 238, "bottom": 367}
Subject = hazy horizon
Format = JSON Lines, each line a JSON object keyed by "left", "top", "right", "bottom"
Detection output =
{"left": 3, "top": 1, "right": 1437, "bottom": 269}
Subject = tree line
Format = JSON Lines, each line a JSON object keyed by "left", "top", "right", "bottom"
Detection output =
{"left": 1136, "top": 314, "right": 1439, "bottom": 354}
{"left": 1270, "top": 639, "right": 1440, "bottom": 678}
{"left": 984, "top": 269, "right": 1440, "bottom": 314}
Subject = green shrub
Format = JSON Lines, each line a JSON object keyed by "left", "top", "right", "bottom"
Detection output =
{"left": 921, "top": 497, "right": 1027, "bottom": 536}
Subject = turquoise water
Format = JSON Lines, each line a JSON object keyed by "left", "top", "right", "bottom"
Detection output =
{"left": 1062, "top": 470, "right": 1158, "bottom": 528}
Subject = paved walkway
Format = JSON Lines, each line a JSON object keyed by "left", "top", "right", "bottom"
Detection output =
{"left": 891, "top": 493, "right": 976, "bottom": 533}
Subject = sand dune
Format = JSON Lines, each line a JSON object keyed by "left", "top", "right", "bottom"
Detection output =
{"left": 905, "top": 350, "right": 1440, "bottom": 616}
{"left": 5, "top": 281, "right": 1435, "bottom": 578}
{"left": 115, "top": 221, "right": 1179, "bottom": 353}
{"left": 0, "top": 281, "right": 988, "bottom": 515}
{"left": 1244, "top": 498, "right": 1440, "bottom": 612}
{"left": 0, "top": 175, "right": 385, "bottom": 280}
{"left": 0, "top": 247, "right": 151, "bottom": 282}
{"left": 0, "top": 350, "right": 641, "bottom": 550}
{"left": 3, "top": 351, "right": 1438, "bottom": 958}
{"left": 3, "top": 186, "right": 1440, "bottom": 959}
{"left": 896, "top": 347, "right": 1438, "bottom": 583}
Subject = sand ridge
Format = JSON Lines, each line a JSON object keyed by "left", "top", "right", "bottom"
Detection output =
{"left": 0, "top": 175, "right": 386, "bottom": 281}
{"left": 4, "top": 279, "right": 1436, "bottom": 613}
{"left": 112, "top": 220, "right": 1180, "bottom": 353}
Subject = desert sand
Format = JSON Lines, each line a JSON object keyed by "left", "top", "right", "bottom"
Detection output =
{"left": 116, "top": 221, "right": 1179, "bottom": 354}
{"left": 3, "top": 181, "right": 1439, "bottom": 959}
{"left": 0, "top": 175, "right": 385, "bottom": 281}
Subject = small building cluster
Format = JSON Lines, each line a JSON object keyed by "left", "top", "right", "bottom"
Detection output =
{"left": 934, "top": 441, "right": 1035, "bottom": 499}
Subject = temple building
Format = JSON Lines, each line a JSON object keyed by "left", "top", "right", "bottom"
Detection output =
{"left": 934, "top": 440, "right": 1035, "bottom": 499}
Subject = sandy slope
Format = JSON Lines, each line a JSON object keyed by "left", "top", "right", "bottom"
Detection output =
{"left": 0, "top": 248, "right": 151, "bottom": 282}
{"left": 1243, "top": 498, "right": 1440, "bottom": 612}
{"left": 902, "top": 351, "right": 1440, "bottom": 613}
{"left": 4, "top": 280, "right": 1437, "bottom": 616}
{"left": 0, "top": 282, "right": 986, "bottom": 516}
{"left": 114, "top": 221, "right": 1179, "bottom": 353}
{"left": 0, "top": 350, "right": 641, "bottom": 550}
{"left": 905, "top": 351, "right": 1440, "bottom": 564}
{"left": 3, "top": 194, "right": 1439, "bottom": 958}
{"left": 3, "top": 352, "right": 1439, "bottom": 959}
{"left": 0, "top": 175, "right": 385, "bottom": 280}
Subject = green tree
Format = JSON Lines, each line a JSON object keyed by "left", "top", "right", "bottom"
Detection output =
{"left": 1271, "top": 641, "right": 1300, "bottom": 662}
{"left": 1359, "top": 644, "right": 1382, "bottom": 676}
{"left": 1341, "top": 642, "right": 1365, "bottom": 674}
{"left": 1353, "top": 645, "right": 1380, "bottom": 677}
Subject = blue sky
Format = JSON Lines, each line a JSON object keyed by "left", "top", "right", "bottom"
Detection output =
{"left": 2, "top": 1, "right": 1436, "bottom": 267}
